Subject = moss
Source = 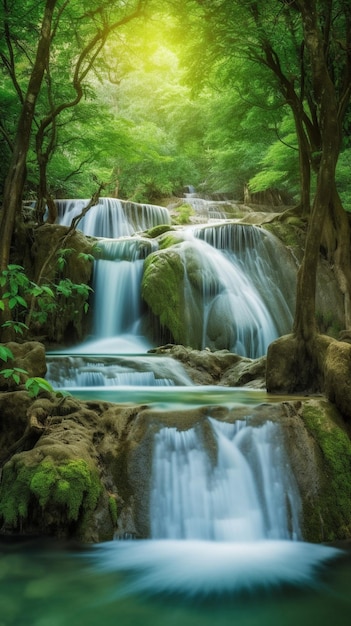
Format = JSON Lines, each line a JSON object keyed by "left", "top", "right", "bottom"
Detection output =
{"left": 158, "top": 233, "right": 184, "bottom": 250}
{"left": 0, "top": 457, "right": 102, "bottom": 528}
{"left": 263, "top": 221, "right": 304, "bottom": 250}
{"left": 142, "top": 250, "right": 185, "bottom": 343}
{"left": 144, "top": 224, "right": 172, "bottom": 239}
{"left": 108, "top": 495, "right": 118, "bottom": 526}
{"left": 316, "top": 310, "right": 342, "bottom": 338}
{"left": 301, "top": 401, "right": 351, "bottom": 541}
{"left": 173, "top": 203, "right": 194, "bottom": 225}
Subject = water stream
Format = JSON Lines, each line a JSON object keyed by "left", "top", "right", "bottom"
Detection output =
{"left": 6, "top": 197, "right": 348, "bottom": 625}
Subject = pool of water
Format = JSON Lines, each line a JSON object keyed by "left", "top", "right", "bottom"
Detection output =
{"left": 1, "top": 538, "right": 350, "bottom": 626}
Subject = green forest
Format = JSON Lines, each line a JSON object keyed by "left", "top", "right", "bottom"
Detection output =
{"left": 0, "top": 0, "right": 351, "bottom": 383}
{"left": 1, "top": 1, "right": 350, "bottom": 208}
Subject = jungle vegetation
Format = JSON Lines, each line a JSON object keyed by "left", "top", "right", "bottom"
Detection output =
{"left": 0, "top": 0, "right": 351, "bottom": 388}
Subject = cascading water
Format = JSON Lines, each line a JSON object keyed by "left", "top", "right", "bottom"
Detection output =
{"left": 91, "top": 238, "right": 154, "bottom": 348}
{"left": 176, "top": 236, "right": 279, "bottom": 356}
{"left": 54, "top": 197, "right": 296, "bottom": 359}
{"left": 194, "top": 223, "right": 295, "bottom": 338}
{"left": 43, "top": 197, "right": 344, "bottom": 605}
{"left": 150, "top": 418, "right": 301, "bottom": 541}
{"left": 90, "top": 413, "right": 342, "bottom": 599}
{"left": 55, "top": 197, "right": 171, "bottom": 237}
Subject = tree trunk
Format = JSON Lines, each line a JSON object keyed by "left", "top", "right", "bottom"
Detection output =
{"left": 322, "top": 185, "right": 351, "bottom": 330}
{"left": 293, "top": 0, "right": 341, "bottom": 344}
{"left": 0, "top": 0, "right": 57, "bottom": 273}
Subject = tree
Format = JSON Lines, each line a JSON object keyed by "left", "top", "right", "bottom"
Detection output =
{"left": 177, "top": 0, "right": 351, "bottom": 388}
{"left": 0, "top": 0, "right": 58, "bottom": 274}
{"left": 0, "top": 0, "right": 147, "bottom": 275}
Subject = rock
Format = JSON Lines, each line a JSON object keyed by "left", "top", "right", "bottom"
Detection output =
{"left": 324, "top": 340, "right": 351, "bottom": 421}
{"left": 149, "top": 344, "right": 267, "bottom": 388}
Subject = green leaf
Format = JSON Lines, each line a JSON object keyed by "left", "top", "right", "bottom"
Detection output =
{"left": 7, "top": 264, "right": 24, "bottom": 271}
{"left": 0, "top": 368, "right": 14, "bottom": 379}
{"left": 78, "top": 252, "right": 95, "bottom": 263}
{"left": 0, "top": 346, "right": 14, "bottom": 362}
{"left": 25, "top": 377, "right": 54, "bottom": 397}
{"left": 15, "top": 295, "right": 28, "bottom": 308}
{"left": 41, "top": 286, "right": 55, "bottom": 298}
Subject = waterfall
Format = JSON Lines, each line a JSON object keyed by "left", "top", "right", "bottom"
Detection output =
{"left": 54, "top": 198, "right": 296, "bottom": 358}
{"left": 194, "top": 223, "right": 295, "bottom": 338}
{"left": 91, "top": 415, "right": 341, "bottom": 598}
{"left": 55, "top": 197, "right": 171, "bottom": 237}
{"left": 175, "top": 236, "right": 279, "bottom": 356}
{"left": 45, "top": 355, "right": 193, "bottom": 388}
{"left": 150, "top": 417, "right": 301, "bottom": 541}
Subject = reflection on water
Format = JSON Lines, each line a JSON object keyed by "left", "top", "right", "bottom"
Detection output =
{"left": 1, "top": 538, "right": 350, "bottom": 626}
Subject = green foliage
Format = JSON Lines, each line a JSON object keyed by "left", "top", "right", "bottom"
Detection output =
{"left": 174, "top": 203, "right": 194, "bottom": 224}
{"left": 0, "top": 367, "right": 27, "bottom": 385}
{"left": 57, "top": 248, "right": 75, "bottom": 272}
{"left": 25, "top": 377, "right": 54, "bottom": 398}
{"left": 336, "top": 148, "right": 351, "bottom": 212}
{"left": 0, "top": 358, "right": 55, "bottom": 396}
{"left": 0, "top": 458, "right": 101, "bottom": 527}
{"left": 0, "top": 263, "right": 92, "bottom": 336}
{"left": 0, "top": 345, "right": 14, "bottom": 362}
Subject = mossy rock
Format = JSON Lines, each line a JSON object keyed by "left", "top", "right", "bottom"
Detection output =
{"left": 142, "top": 241, "right": 224, "bottom": 348}
{"left": 0, "top": 454, "right": 101, "bottom": 536}
{"left": 142, "top": 248, "right": 186, "bottom": 344}
{"left": 263, "top": 220, "right": 305, "bottom": 252}
{"left": 30, "top": 224, "right": 95, "bottom": 344}
{"left": 144, "top": 224, "right": 173, "bottom": 239}
{"left": 300, "top": 399, "right": 351, "bottom": 541}
{"left": 158, "top": 232, "right": 186, "bottom": 250}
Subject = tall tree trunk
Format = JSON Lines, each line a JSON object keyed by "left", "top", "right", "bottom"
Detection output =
{"left": 0, "top": 0, "right": 57, "bottom": 273}
{"left": 293, "top": 0, "right": 341, "bottom": 344}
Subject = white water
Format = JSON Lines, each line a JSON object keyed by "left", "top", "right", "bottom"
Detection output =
{"left": 56, "top": 197, "right": 171, "bottom": 237}
{"left": 55, "top": 197, "right": 295, "bottom": 358}
{"left": 46, "top": 355, "right": 193, "bottom": 388}
{"left": 150, "top": 418, "right": 301, "bottom": 541}
{"left": 48, "top": 198, "right": 343, "bottom": 599}
{"left": 177, "top": 236, "right": 279, "bottom": 355}
{"left": 89, "top": 416, "right": 342, "bottom": 598}
{"left": 92, "top": 539, "right": 342, "bottom": 597}
{"left": 194, "top": 223, "right": 295, "bottom": 338}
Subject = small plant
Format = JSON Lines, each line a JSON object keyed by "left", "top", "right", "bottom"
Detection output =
{"left": 0, "top": 261, "right": 93, "bottom": 336}
{"left": 175, "top": 203, "right": 194, "bottom": 225}
{"left": 0, "top": 367, "right": 28, "bottom": 385}
{"left": 25, "top": 377, "right": 54, "bottom": 397}
{"left": 0, "top": 345, "right": 14, "bottom": 362}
